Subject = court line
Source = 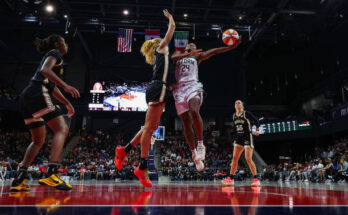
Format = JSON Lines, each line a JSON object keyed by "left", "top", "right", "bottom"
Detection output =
{"left": 0, "top": 205, "right": 348, "bottom": 207}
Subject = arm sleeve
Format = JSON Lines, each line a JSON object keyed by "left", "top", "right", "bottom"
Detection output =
{"left": 246, "top": 111, "right": 260, "bottom": 129}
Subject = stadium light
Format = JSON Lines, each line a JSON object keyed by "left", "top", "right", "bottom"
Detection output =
{"left": 46, "top": 4, "right": 54, "bottom": 13}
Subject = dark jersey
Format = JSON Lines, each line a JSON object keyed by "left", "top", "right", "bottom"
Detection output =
{"left": 152, "top": 51, "right": 175, "bottom": 86}
{"left": 232, "top": 111, "right": 260, "bottom": 141}
{"left": 31, "top": 49, "right": 63, "bottom": 93}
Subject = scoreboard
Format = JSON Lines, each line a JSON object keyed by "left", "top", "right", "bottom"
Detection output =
{"left": 252, "top": 121, "right": 312, "bottom": 134}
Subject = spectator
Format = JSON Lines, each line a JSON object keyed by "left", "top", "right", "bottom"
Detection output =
{"left": 337, "top": 157, "right": 348, "bottom": 183}
{"left": 0, "top": 162, "right": 6, "bottom": 181}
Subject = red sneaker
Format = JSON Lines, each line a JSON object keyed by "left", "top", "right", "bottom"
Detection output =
{"left": 251, "top": 178, "right": 261, "bottom": 187}
{"left": 132, "top": 191, "right": 153, "bottom": 213}
{"left": 221, "top": 186, "right": 234, "bottom": 197}
{"left": 114, "top": 146, "right": 127, "bottom": 171}
{"left": 221, "top": 177, "right": 234, "bottom": 186}
{"left": 134, "top": 167, "right": 152, "bottom": 188}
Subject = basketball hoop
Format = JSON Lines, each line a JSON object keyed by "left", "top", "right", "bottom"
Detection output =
{"left": 151, "top": 136, "right": 157, "bottom": 145}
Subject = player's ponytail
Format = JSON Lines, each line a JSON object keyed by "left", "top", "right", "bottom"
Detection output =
{"left": 34, "top": 34, "right": 63, "bottom": 54}
{"left": 140, "top": 38, "right": 161, "bottom": 65}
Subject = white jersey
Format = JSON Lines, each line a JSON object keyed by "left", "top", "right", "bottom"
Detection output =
{"left": 175, "top": 57, "right": 199, "bottom": 84}
{"left": 173, "top": 56, "right": 204, "bottom": 115}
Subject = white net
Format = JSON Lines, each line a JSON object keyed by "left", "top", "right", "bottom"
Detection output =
{"left": 151, "top": 136, "right": 157, "bottom": 145}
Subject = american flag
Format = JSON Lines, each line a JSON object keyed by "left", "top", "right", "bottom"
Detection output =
{"left": 117, "top": 29, "right": 133, "bottom": 52}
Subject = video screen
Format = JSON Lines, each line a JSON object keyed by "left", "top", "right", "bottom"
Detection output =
{"left": 88, "top": 81, "right": 148, "bottom": 111}
{"left": 142, "top": 126, "right": 165, "bottom": 141}
{"left": 252, "top": 121, "right": 312, "bottom": 134}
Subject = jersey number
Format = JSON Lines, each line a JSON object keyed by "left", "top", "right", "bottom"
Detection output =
{"left": 182, "top": 64, "right": 190, "bottom": 73}
{"left": 236, "top": 125, "right": 243, "bottom": 131}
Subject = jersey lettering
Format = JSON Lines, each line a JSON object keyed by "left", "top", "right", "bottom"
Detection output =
{"left": 175, "top": 57, "right": 199, "bottom": 83}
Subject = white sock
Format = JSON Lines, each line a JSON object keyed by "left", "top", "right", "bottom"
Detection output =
{"left": 197, "top": 140, "right": 204, "bottom": 146}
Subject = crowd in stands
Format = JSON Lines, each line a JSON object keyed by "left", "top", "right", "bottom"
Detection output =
{"left": 1, "top": 129, "right": 347, "bottom": 184}
{"left": 0, "top": 130, "right": 71, "bottom": 181}
{"left": 61, "top": 130, "right": 136, "bottom": 181}
{"left": 0, "top": 131, "right": 51, "bottom": 181}
{"left": 100, "top": 81, "right": 147, "bottom": 95}
{"left": 261, "top": 137, "right": 348, "bottom": 183}
{"left": 159, "top": 135, "right": 243, "bottom": 181}
{"left": 0, "top": 87, "right": 18, "bottom": 100}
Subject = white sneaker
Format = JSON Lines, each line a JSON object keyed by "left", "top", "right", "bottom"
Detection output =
{"left": 192, "top": 149, "right": 197, "bottom": 161}
{"left": 194, "top": 160, "right": 204, "bottom": 171}
{"left": 304, "top": 179, "right": 309, "bottom": 182}
{"left": 192, "top": 150, "right": 204, "bottom": 171}
{"left": 196, "top": 144, "right": 206, "bottom": 161}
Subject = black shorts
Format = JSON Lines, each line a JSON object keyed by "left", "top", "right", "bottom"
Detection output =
{"left": 233, "top": 135, "right": 254, "bottom": 148}
{"left": 20, "top": 83, "right": 63, "bottom": 129}
{"left": 146, "top": 80, "right": 170, "bottom": 104}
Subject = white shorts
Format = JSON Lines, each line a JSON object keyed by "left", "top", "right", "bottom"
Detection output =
{"left": 173, "top": 82, "right": 203, "bottom": 116}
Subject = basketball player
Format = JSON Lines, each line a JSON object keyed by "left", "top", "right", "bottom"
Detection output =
{"left": 222, "top": 100, "right": 261, "bottom": 187}
{"left": 170, "top": 37, "right": 242, "bottom": 171}
{"left": 115, "top": 9, "right": 179, "bottom": 188}
{"left": 10, "top": 35, "right": 80, "bottom": 192}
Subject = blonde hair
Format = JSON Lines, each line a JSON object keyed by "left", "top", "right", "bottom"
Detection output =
{"left": 140, "top": 38, "right": 161, "bottom": 65}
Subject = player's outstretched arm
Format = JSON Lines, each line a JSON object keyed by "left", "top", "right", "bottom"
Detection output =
{"left": 158, "top": 9, "right": 175, "bottom": 50}
{"left": 197, "top": 36, "right": 242, "bottom": 64}
{"left": 171, "top": 49, "right": 202, "bottom": 61}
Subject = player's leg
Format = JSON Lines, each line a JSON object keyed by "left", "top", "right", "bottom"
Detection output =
{"left": 174, "top": 87, "right": 194, "bottom": 151}
{"left": 11, "top": 123, "right": 46, "bottom": 192}
{"left": 46, "top": 116, "right": 69, "bottom": 162}
{"left": 140, "top": 103, "right": 164, "bottom": 158}
{"left": 21, "top": 125, "right": 46, "bottom": 168}
{"left": 188, "top": 96, "right": 203, "bottom": 142}
{"left": 244, "top": 146, "right": 257, "bottom": 176}
{"left": 188, "top": 96, "right": 205, "bottom": 160}
{"left": 134, "top": 102, "right": 165, "bottom": 188}
{"left": 115, "top": 128, "right": 143, "bottom": 170}
{"left": 222, "top": 144, "right": 244, "bottom": 185}
{"left": 39, "top": 115, "right": 71, "bottom": 190}
{"left": 179, "top": 111, "right": 195, "bottom": 150}
{"left": 245, "top": 146, "right": 261, "bottom": 187}
{"left": 180, "top": 111, "right": 204, "bottom": 171}
{"left": 11, "top": 88, "right": 49, "bottom": 192}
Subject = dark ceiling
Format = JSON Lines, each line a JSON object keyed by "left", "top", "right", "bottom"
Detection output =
{"left": 1, "top": 0, "right": 346, "bottom": 45}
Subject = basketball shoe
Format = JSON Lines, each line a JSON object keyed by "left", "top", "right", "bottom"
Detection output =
{"left": 134, "top": 167, "right": 152, "bottom": 188}
{"left": 114, "top": 146, "right": 127, "bottom": 171}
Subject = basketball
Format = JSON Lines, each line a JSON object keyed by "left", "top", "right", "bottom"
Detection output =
{"left": 222, "top": 29, "right": 240, "bottom": 46}
{"left": 93, "top": 82, "right": 103, "bottom": 91}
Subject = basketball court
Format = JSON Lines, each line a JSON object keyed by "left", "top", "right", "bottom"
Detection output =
{"left": 1, "top": 181, "right": 347, "bottom": 214}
